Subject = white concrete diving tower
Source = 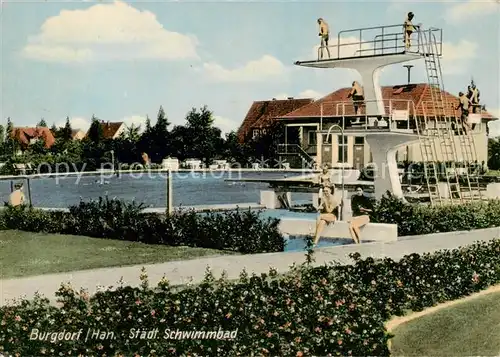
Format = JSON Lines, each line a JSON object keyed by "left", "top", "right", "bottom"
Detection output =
{"left": 294, "top": 25, "right": 443, "bottom": 200}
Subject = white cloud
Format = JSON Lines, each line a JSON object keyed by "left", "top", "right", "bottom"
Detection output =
{"left": 382, "top": 39, "right": 478, "bottom": 78}
{"left": 489, "top": 108, "right": 500, "bottom": 137}
{"left": 55, "top": 117, "right": 91, "bottom": 132}
{"left": 441, "top": 40, "right": 478, "bottom": 75}
{"left": 273, "top": 93, "right": 289, "bottom": 100}
{"left": 122, "top": 115, "right": 148, "bottom": 133}
{"left": 274, "top": 89, "right": 324, "bottom": 100}
{"left": 213, "top": 116, "right": 238, "bottom": 135}
{"left": 298, "top": 89, "right": 323, "bottom": 99}
{"left": 202, "top": 55, "right": 287, "bottom": 82}
{"left": 446, "top": 0, "right": 499, "bottom": 23}
{"left": 22, "top": 1, "right": 198, "bottom": 63}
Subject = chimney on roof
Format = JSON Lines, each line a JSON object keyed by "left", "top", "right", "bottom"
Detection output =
{"left": 403, "top": 65, "right": 414, "bottom": 85}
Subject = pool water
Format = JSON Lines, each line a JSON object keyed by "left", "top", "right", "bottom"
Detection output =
{"left": 284, "top": 235, "right": 355, "bottom": 252}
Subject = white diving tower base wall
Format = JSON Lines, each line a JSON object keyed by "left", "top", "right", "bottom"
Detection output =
{"left": 365, "top": 133, "right": 419, "bottom": 201}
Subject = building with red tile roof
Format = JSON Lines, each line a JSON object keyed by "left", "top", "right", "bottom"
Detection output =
{"left": 11, "top": 127, "right": 56, "bottom": 150}
{"left": 270, "top": 83, "right": 497, "bottom": 168}
{"left": 237, "top": 98, "right": 314, "bottom": 143}
{"left": 280, "top": 84, "right": 496, "bottom": 119}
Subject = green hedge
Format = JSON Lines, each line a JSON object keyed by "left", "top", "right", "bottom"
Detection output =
{"left": 0, "top": 197, "right": 284, "bottom": 254}
{"left": 1, "top": 239, "right": 499, "bottom": 356}
{"left": 4, "top": 194, "right": 500, "bottom": 250}
{"left": 371, "top": 193, "right": 500, "bottom": 236}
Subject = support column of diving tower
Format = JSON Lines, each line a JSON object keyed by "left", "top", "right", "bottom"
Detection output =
{"left": 294, "top": 24, "right": 432, "bottom": 200}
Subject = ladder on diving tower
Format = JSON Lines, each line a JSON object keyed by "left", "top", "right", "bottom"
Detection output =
{"left": 417, "top": 29, "right": 481, "bottom": 205}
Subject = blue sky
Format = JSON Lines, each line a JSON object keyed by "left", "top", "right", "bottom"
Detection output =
{"left": 1, "top": 0, "right": 499, "bottom": 135}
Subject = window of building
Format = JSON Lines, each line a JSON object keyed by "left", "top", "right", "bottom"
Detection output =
{"left": 252, "top": 129, "right": 259, "bottom": 139}
{"left": 338, "top": 146, "right": 348, "bottom": 163}
{"left": 308, "top": 131, "right": 317, "bottom": 145}
{"left": 338, "top": 135, "right": 348, "bottom": 163}
{"left": 354, "top": 136, "right": 364, "bottom": 145}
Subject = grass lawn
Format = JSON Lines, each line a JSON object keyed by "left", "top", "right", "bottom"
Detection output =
{"left": 0, "top": 230, "right": 234, "bottom": 279}
{"left": 390, "top": 291, "right": 500, "bottom": 356}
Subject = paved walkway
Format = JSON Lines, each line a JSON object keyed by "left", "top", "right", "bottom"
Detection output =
{"left": 1, "top": 227, "right": 499, "bottom": 306}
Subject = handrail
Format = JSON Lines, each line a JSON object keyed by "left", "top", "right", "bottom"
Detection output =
{"left": 337, "top": 24, "right": 408, "bottom": 59}
{"left": 315, "top": 24, "right": 443, "bottom": 61}
{"left": 277, "top": 144, "right": 315, "bottom": 163}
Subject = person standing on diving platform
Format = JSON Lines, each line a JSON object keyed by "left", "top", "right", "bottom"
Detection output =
{"left": 317, "top": 18, "right": 331, "bottom": 59}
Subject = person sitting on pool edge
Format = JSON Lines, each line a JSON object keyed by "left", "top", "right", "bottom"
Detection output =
{"left": 313, "top": 185, "right": 341, "bottom": 246}
{"left": 8, "top": 182, "right": 25, "bottom": 207}
{"left": 317, "top": 164, "right": 332, "bottom": 206}
{"left": 348, "top": 186, "right": 373, "bottom": 244}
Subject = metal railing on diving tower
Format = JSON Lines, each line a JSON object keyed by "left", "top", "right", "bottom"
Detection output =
{"left": 415, "top": 28, "right": 482, "bottom": 205}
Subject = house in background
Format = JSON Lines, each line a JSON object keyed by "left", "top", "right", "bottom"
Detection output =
{"left": 71, "top": 129, "right": 86, "bottom": 140}
{"left": 11, "top": 127, "right": 56, "bottom": 154}
{"left": 276, "top": 83, "right": 498, "bottom": 168}
{"left": 237, "top": 97, "right": 314, "bottom": 143}
{"left": 86, "top": 121, "right": 125, "bottom": 140}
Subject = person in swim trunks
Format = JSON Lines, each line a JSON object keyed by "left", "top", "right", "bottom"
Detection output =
{"left": 313, "top": 185, "right": 341, "bottom": 246}
{"left": 317, "top": 18, "right": 331, "bottom": 59}
{"left": 348, "top": 186, "right": 373, "bottom": 244}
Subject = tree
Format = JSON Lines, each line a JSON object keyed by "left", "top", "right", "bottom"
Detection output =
{"left": 37, "top": 118, "right": 47, "bottom": 127}
{"left": 149, "top": 106, "right": 171, "bottom": 162}
{"left": 50, "top": 123, "right": 58, "bottom": 137}
{"left": 0, "top": 124, "right": 4, "bottom": 157}
{"left": 488, "top": 137, "right": 500, "bottom": 170}
{"left": 4, "top": 117, "right": 16, "bottom": 157}
{"left": 138, "top": 115, "right": 153, "bottom": 161}
{"left": 145, "top": 116, "right": 152, "bottom": 133}
{"left": 87, "top": 115, "right": 104, "bottom": 144}
{"left": 5, "top": 118, "right": 13, "bottom": 142}
{"left": 60, "top": 117, "right": 73, "bottom": 142}
{"left": 125, "top": 124, "right": 141, "bottom": 143}
{"left": 28, "top": 137, "right": 47, "bottom": 156}
{"left": 183, "top": 105, "right": 223, "bottom": 166}
{"left": 249, "top": 120, "right": 292, "bottom": 163}
{"left": 223, "top": 131, "right": 252, "bottom": 166}
{"left": 169, "top": 125, "right": 191, "bottom": 161}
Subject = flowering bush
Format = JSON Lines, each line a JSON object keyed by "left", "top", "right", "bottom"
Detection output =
{"left": 1, "top": 239, "right": 500, "bottom": 356}
{"left": 0, "top": 197, "right": 284, "bottom": 254}
{"left": 371, "top": 193, "right": 500, "bottom": 236}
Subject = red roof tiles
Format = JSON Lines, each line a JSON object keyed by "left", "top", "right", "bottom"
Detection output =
{"left": 237, "top": 98, "right": 314, "bottom": 142}
{"left": 280, "top": 84, "right": 496, "bottom": 119}
{"left": 11, "top": 127, "right": 56, "bottom": 149}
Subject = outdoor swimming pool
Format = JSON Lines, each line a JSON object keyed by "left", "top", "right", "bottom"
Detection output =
{"left": 0, "top": 171, "right": 310, "bottom": 208}
{"left": 284, "top": 235, "right": 355, "bottom": 252}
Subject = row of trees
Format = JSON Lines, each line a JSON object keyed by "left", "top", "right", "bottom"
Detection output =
{"left": 0, "top": 106, "right": 286, "bottom": 173}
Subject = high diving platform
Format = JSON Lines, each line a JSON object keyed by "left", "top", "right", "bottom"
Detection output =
{"left": 273, "top": 23, "right": 485, "bottom": 207}
{"left": 294, "top": 24, "right": 443, "bottom": 117}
